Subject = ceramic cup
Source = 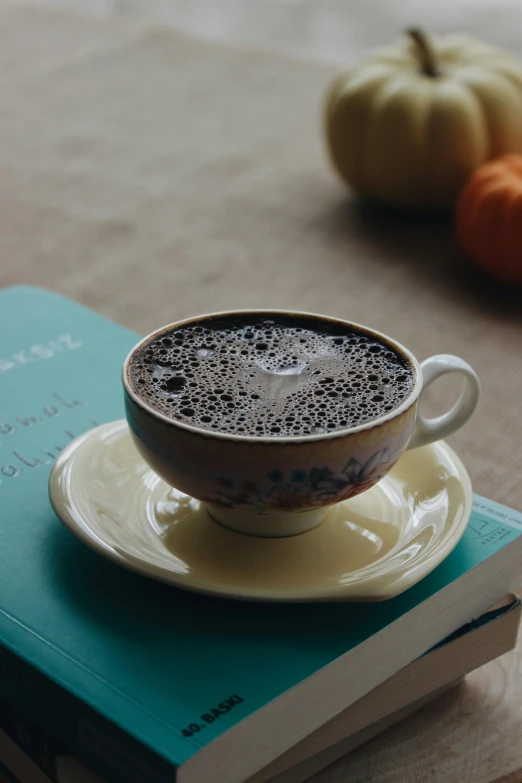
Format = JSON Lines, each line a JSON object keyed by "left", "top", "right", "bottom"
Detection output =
{"left": 122, "top": 310, "right": 480, "bottom": 537}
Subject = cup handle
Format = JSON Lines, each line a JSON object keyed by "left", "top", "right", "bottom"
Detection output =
{"left": 407, "top": 354, "right": 480, "bottom": 450}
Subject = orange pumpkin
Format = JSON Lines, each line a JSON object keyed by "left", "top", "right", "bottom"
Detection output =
{"left": 456, "top": 155, "right": 522, "bottom": 285}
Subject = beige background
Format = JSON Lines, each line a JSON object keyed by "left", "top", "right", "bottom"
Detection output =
{"left": 0, "top": 2, "right": 521, "bottom": 781}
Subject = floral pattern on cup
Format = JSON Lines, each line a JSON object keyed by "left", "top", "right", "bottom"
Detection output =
{"left": 203, "top": 446, "right": 401, "bottom": 514}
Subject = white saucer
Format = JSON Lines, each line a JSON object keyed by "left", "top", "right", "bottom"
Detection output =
{"left": 49, "top": 420, "right": 473, "bottom": 602}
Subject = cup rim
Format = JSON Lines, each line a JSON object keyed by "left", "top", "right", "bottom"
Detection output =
{"left": 122, "top": 309, "right": 422, "bottom": 444}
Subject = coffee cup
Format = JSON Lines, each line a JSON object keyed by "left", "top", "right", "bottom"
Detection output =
{"left": 122, "top": 310, "right": 480, "bottom": 537}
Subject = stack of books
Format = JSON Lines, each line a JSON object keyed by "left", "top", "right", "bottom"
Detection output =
{"left": 1, "top": 595, "right": 520, "bottom": 783}
{"left": 1, "top": 287, "right": 521, "bottom": 783}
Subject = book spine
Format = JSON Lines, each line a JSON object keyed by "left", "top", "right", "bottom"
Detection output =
{"left": 0, "top": 644, "right": 175, "bottom": 783}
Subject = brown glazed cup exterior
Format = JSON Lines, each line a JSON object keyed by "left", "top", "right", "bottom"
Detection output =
{"left": 122, "top": 311, "right": 429, "bottom": 536}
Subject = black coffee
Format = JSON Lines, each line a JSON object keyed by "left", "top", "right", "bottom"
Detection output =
{"left": 129, "top": 314, "right": 414, "bottom": 437}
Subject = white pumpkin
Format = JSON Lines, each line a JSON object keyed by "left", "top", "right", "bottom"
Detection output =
{"left": 325, "top": 29, "right": 522, "bottom": 210}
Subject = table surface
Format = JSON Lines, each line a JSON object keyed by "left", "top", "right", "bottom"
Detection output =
{"left": 5, "top": 1, "right": 522, "bottom": 781}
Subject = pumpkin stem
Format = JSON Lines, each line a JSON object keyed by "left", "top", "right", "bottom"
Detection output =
{"left": 406, "top": 28, "right": 440, "bottom": 78}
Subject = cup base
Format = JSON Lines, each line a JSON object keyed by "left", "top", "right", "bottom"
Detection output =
{"left": 205, "top": 503, "right": 330, "bottom": 537}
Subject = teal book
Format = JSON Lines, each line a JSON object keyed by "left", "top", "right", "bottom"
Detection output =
{"left": 1, "top": 286, "right": 522, "bottom": 783}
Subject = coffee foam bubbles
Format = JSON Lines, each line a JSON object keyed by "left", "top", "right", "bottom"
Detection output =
{"left": 129, "top": 316, "right": 414, "bottom": 437}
